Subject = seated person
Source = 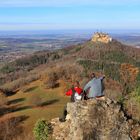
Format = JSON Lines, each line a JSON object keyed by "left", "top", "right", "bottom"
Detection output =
{"left": 84, "top": 73, "right": 105, "bottom": 100}
{"left": 59, "top": 81, "right": 83, "bottom": 122}
{"left": 66, "top": 81, "right": 83, "bottom": 102}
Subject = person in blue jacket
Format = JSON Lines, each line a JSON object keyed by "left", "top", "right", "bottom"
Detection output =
{"left": 84, "top": 73, "right": 105, "bottom": 99}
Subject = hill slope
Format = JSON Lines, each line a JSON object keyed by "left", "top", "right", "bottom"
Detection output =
{"left": 0, "top": 34, "right": 140, "bottom": 139}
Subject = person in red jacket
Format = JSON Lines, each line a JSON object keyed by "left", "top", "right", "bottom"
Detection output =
{"left": 59, "top": 81, "right": 83, "bottom": 122}
{"left": 66, "top": 81, "right": 83, "bottom": 102}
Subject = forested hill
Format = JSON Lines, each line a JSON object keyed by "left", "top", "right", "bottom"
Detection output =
{"left": 0, "top": 35, "right": 140, "bottom": 93}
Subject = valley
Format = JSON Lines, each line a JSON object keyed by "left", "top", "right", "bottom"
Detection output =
{"left": 0, "top": 33, "right": 88, "bottom": 64}
{"left": 1, "top": 31, "right": 140, "bottom": 65}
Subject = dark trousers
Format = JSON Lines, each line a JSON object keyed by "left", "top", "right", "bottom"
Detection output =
{"left": 61, "top": 106, "right": 67, "bottom": 120}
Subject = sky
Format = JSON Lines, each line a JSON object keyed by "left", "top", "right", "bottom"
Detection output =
{"left": 0, "top": 0, "right": 140, "bottom": 31}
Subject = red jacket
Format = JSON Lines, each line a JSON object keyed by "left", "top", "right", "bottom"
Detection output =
{"left": 66, "top": 87, "right": 83, "bottom": 96}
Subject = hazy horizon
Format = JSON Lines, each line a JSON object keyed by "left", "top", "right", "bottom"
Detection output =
{"left": 1, "top": 29, "right": 140, "bottom": 34}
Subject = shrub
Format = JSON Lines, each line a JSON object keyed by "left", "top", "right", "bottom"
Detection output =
{"left": 45, "top": 72, "right": 58, "bottom": 89}
{"left": 56, "top": 64, "right": 83, "bottom": 81}
{"left": 0, "top": 116, "right": 27, "bottom": 140}
{"left": 124, "top": 86, "right": 140, "bottom": 121}
{"left": 33, "top": 119, "right": 52, "bottom": 140}
{"left": 0, "top": 73, "right": 40, "bottom": 95}
{"left": 50, "top": 53, "right": 60, "bottom": 61}
{"left": 120, "top": 63, "right": 139, "bottom": 95}
{"left": 136, "top": 70, "right": 140, "bottom": 87}
{"left": 75, "top": 46, "right": 82, "bottom": 52}
{"left": 132, "top": 86, "right": 140, "bottom": 103}
{"left": 42, "top": 64, "right": 83, "bottom": 88}
{"left": 0, "top": 64, "right": 16, "bottom": 73}
{"left": 0, "top": 92, "right": 8, "bottom": 106}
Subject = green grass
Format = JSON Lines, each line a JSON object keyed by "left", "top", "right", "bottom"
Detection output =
{"left": 6, "top": 80, "right": 70, "bottom": 133}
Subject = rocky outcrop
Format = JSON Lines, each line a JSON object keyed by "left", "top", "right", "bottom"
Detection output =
{"left": 91, "top": 32, "right": 112, "bottom": 43}
{"left": 51, "top": 99, "right": 140, "bottom": 140}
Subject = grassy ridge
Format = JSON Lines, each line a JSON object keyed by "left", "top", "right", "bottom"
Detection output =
{"left": 4, "top": 80, "right": 70, "bottom": 133}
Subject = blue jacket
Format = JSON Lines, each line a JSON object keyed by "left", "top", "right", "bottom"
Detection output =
{"left": 84, "top": 77, "right": 104, "bottom": 98}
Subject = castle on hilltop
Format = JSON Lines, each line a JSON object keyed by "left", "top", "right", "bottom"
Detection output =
{"left": 91, "top": 32, "right": 112, "bottom": 43}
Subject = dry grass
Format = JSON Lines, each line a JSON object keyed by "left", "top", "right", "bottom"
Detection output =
{"left": 0, "top": 92, "right": 8, "bottom": 106}
{"left": 4, "top": 80, "right": 70, "bottom": 134}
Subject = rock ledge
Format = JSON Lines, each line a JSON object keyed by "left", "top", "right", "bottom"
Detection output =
{"left": 51, "top": 99, "right": 139, "bottom": 140}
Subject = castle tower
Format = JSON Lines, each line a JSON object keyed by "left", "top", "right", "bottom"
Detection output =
{"left": 91, "top": 32, "right": 112, "bottom": 43}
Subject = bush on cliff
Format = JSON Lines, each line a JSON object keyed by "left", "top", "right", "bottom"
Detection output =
{"left": 33, "top": 119, "right": 52, "bottom": 140}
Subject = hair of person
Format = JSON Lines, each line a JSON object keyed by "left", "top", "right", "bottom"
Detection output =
{"left": 90, "top": 73, "right": 96, "bottom": 79}
{"left": 74, "top": 81, "right": 80, "bottom": 87}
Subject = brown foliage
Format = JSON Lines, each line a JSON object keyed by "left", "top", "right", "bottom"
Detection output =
{"left": 120, "top": 63, "right": 139, "bottom": 94}
{"left": 0, "top": 91, "right": 8, "bottom": 106}
{"left": 125, "top": 98, "right": 140, "bottom": 121}
{"left": 0, "top": 115, "right": 28, "bottom": 140}
{"left": 120, "top": 63, "right": 139, "bottom": 83}
{"left": 44, "top": 64, "right": 83, "bottom": 89}
{"left": 45, "top": 72, "right": 58, "bottom": 89}
{"left": 0, "top": 73, "right": 40, "bottom": 95}
{"left": 56, "top": 64, "right": 83, "bottom": 82}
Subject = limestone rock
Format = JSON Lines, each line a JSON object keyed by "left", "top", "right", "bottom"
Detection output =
{"left": 51, "top": 99, "right": 139, "bottom": 140}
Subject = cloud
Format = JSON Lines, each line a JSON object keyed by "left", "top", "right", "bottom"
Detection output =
{"left": 0, "top": 0, "right": 139, "bottom": 7}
